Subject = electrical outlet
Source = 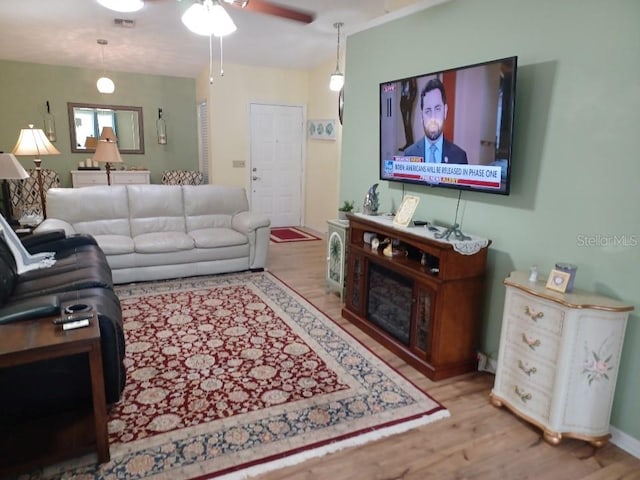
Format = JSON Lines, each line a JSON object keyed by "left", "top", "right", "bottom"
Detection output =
{"left": 232, "top": 160, "right": 245, "bottom": 168}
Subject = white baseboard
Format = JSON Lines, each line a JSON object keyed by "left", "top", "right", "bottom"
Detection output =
{"left": 610, "top": 426, "right": 640, "bottom": 459}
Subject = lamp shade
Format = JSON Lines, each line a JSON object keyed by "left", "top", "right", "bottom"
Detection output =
{"left": 84, "top": 136, "right": 98, "bottom": 149}
{"left": 182, "top": 0, "right": 237, "bottom": 37}
{"left": 93, "top": 140, "right": 123, "bottom": 165}
{"left": 12, "top": 125, "right": 61, "bottom": 157}
{"left": 0, "top": 153, "right": 29, "bottom": 179}
{"left": 99, "top": 126, "right": 117, "bottom": 142}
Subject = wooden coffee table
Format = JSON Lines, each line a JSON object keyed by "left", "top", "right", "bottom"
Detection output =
{"left": 0, "top": 311, "right": 109, "bottom": 475}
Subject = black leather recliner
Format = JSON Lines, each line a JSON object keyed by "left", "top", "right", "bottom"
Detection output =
{"left": 0, "top": 229, "right": 126, "bottom": 423}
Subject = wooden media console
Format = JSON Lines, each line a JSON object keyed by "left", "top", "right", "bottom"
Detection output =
{"left": 342, "top": 214, "right": 491, "bottom": 380}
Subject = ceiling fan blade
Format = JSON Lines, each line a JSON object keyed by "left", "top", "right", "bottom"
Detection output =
{"left": 229, "top": 0, "right": 315, "bottom": 24}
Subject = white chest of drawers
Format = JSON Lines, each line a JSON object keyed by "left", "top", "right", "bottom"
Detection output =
{"left": 490, "top": 271, "right": 633, "bottom": 447}
{"left": 71, "top": 170, "right": 150, "bottom": 188}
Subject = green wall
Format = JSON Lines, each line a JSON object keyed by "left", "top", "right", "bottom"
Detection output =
{"left": 341, "top": 0, "right": 640, "bottom": 440}
{"left": 0, "top": 60, "right": 198, "bottom": 186}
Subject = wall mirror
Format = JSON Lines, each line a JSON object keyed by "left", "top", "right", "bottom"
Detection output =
{"left": 67, "top": 102, "right": 145, "bottom": 154}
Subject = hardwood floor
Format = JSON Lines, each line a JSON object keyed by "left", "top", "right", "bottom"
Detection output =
{"left": 263, "top": 232, "right": 640, "bottom": 480}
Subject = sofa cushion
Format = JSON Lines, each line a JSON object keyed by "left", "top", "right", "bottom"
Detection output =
{"left": 183, "top": 185, "right": 249, "bottom": 231}
{"left": 189, "top": 228, "right": 248, "bottom": 248}
{"left": 95, "top": 235, "right": 135, "bottom": 255}
{"left": 46, "top": 186, "right": 131, "bottom": 237}
{"left": 127, "top": 185, "right": 186, "bottom": 236}
{"left": 134, "top": 232, "right": 194, "bottom": 253}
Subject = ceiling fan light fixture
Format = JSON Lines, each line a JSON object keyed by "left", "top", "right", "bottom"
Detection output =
{"left": 182, "top": 0, "right": 237, "bottom": 37}
{"left": 97, "top": 0, "right": 144, "bottom": 13}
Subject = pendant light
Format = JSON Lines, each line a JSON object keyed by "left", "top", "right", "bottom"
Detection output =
{"left": 329, "top": 22, "right": 345, "bottom": 92}
{"left": 96, "top": 39, "right": 115, "bottom": 94}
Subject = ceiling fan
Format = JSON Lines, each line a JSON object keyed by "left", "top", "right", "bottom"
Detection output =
{"left": 220, "top": 0, "right": 314, "bottom": 24}
{"left": 99, "top": 0, "right": 313, "bottom": 24}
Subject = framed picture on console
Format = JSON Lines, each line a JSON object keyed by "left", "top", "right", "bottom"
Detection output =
{"left": 393, "top": 195, "right": 420, "bottom": 227}
{"left": 546, "top": 269, "right": 571, "bottom": 293}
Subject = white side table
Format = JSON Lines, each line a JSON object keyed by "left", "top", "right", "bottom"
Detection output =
{"left": 326, "top": 219, "right": 349, "bottom": 301}
{"left": 71, "top": 170, "right": 150, "bottom": 187}
{"left": 490, "top": 271, "right": 634, "bottom": 446}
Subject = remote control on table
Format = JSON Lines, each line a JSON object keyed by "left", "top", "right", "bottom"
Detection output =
{"left": 53, "top": 312, "right": 94, "bottom": 325}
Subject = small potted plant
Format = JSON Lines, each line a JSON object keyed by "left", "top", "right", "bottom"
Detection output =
{"left": 338, "top": 200, "right": 355, "bottom": 221}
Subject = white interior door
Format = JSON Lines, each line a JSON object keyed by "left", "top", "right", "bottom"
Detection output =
{"left": 250, "top": 103, "right": 304, "bottom": 227}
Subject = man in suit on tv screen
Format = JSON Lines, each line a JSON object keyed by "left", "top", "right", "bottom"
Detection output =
{"left": 404, "top": 78, "right": 468, "bottom": 164}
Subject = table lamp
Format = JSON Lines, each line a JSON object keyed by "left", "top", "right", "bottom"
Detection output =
{"left": 0, "top": 153, "right": 30, "bottom": 221}
{"left": 11, "top": 124, "right": 60, "bottom": 219}
{"left": 93, "top": 127, "right": 123, "bottom": 185}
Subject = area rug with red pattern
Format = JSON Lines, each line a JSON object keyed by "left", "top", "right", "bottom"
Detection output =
{"left": 270, "top": 227, "right": 320, "bottom": 243}
{"left": 33, "top": 272, "right": 448, "bottom": 480}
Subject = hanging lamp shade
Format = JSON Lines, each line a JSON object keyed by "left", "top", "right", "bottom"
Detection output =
{"left": 96, "top": 39, "right": 115, "bottom": 94}
{"left": 182, "top": 0, "right": 237, "bottom": 37}
{"left": 97, "top": 76, "right": 115, "bottom": 94}
{"left": 329, "top": 71, "right": 344, "bottom": 92}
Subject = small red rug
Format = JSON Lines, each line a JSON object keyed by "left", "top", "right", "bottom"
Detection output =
{"left": 270, "top": 226, "right": 320, "bottom": 243}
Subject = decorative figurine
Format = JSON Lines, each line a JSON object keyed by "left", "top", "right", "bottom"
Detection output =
{"left": 363, "top": 183, "right": 379, "bottom": 215}
{"left": 529, "top": 265, "right": 538, "bottom": 282}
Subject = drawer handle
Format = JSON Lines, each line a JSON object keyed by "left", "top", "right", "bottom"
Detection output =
{"left": 518, "top": 360, "right": 537, "bottom": 376}
{"left": 521, "top": 333, "right": 541, "bottom": 350}
{"left": 514, "top": 385, "right": 532, "bottom": 403}
{"left": 524, "top": 305, "right": 544, "bottom": 321}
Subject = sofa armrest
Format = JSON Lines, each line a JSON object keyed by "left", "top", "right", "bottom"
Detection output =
{"left": 232, "top": 211, "right": 271, "bottom": 234}
{"left": 0, "top": 295, "right": 60, "bottom": 325}
{"left": 34, "top": 219, "right": 76, "bottom": 236}
{"left": 232, "top": 212, "right": 270, "bottom": 269}
{"left": 21, "top": 230, "right": 66, "bottom": 249}
{"left": 26, "top": 234, "right": 99, "bottom": 255}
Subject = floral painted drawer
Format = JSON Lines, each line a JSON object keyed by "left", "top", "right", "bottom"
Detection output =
{"left": 490, "top": 271, "right": 633, "bottom": 447}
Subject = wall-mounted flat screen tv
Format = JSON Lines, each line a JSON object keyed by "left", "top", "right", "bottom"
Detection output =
{"left": 380, "top": 56, "right": 517, "bottom": 195}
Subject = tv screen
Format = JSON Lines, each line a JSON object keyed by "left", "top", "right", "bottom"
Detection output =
{"left": 380, "top": 56, "right": 517, "bottom": 195}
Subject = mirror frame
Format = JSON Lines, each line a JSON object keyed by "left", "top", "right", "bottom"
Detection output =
{"left": 67, "top": 102, "right": 145, "bottom": 154}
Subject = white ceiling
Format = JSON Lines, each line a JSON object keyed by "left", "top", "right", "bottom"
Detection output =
{"left": 0, "top": 0, "right": 447, "bottom": 79}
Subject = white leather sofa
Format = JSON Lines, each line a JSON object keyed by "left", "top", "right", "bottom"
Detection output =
{"left": 35, "top": 184, "right": 271, "bottom": 284}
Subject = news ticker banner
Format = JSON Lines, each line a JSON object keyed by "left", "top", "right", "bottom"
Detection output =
{"left": 383, "top": 159, "right": 502, "bottom": 189}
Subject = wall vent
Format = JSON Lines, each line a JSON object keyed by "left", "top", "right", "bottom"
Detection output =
{"left": 114, "top": 18, "right": 136, "bottom": 28}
